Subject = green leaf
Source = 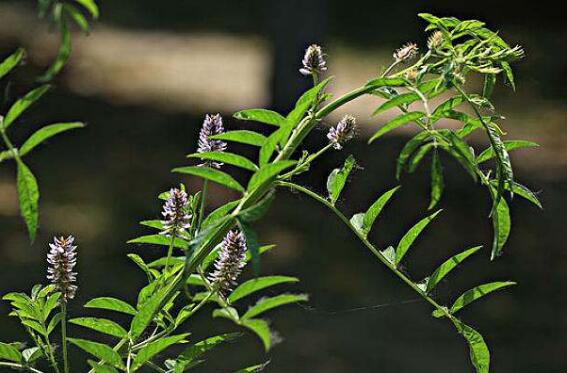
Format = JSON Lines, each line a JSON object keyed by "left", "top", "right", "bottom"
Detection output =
{"left": 450, "top": 281, "right": 516, "bottom": 314}
{"left": 258, "top": 128, "right": 284, "bottom": 166}
{"left": 243, "top": 294, "right": 308, "bottom": 319}
{"left": 16, "top": 161, "right": 39, "bottom": 242}
{"left": 0, "top": 342, "right": 22, "bottom": 362}
{"left": 408, "top": 143, "right": 433, "bottom": 173}
{"left": 486, "top": 122, "right": 513, "bottom": 203}
{"left": 68, "top": 338, "right": 124, "bottom": 369}
{"left": 179, "top": 333, "right": 241, "bottom": 362}
{"left": 364, "top": 77, "right": 408, "bottom": 89}
{"left": 369, "top": 112, "right": 425, "bottom": 143}
{"left": 490, "top": 191, "right": 511, "bottom": 260}
{"left": 210, "top": 130, "right": 266, "bottom": 147}
{"left": 173, "top": 166, "right": 244, "bottom": 192}
{"left": 229, "top": 276, "right": 299, "bottom": 303}
{"left": 0, "top": 48, "right": 25, "bottom": 80}
{"left": 238, "top": 221, "right": 261, "bottom": 274}
{"left": 428, "top": 150, "right": 444, "bottom": 209}
{"left": 451, "top": 319, "right": 490, "bottom": 373}
{"left": 75, "top": 0, "right": 100, "bottom": 18}
{"left": 241, "top": 318, "right": 272, "bottom": 351}
{"left": 38, "top": 20, "right": 71, "bottom": 82}
{"left": 19, "top": 122, "right": 85, "bottom": 156}
{"left": 239, "top": 191, "right": 274, "bottom": 223}
{"left": 84, "top": 297, "right": 137, "bottom": 316}
{"left": 132, "top": 334, "right": 189, "bottom": 370}
{"left": 2, "top": 85, "right": 51, "bottom": 130}
{"left": 233, "top": 109, "right": 287, "bottom": 127}
{"left": 87, "top": 361, "right": 119, "bottom": 373}
{"left": 64, "top": 4, "right": 90, "bottom": 32}
{"left": 202, "top": 200, "right": 240, "bottom": 227}
{"left": 139, "top": 220, "right": 164, "bottom": 230}
{"left": 426, "top": 246, "right": 482, "bottom": 292}
{"left": 22, "top": 346, "right": 42, "bottom": 363}
{"left": 500, "top": 61, "right": 515, "bottom": 90}
{"left": 476, "top": 140, "right": 539, "bottom": 164}
{"left": 351, "top": 186, "right": 400, "bottom": 237}
{"left": 69, "top": 317, "right": 127, "bottom": 338}
{"left": 396, "top": 132, "right": 431, "bottom": 179}
{"left": 286, "top": 77, "right": 331, "bottom": 126}
{"left": 483, "top": 74, "right": 496, "bottom": 99}
{"left": 372, "top": 92, "right": 420, "bottom": 116}
{"left": 128, "top": 234, "right": 189, "bottom": 250}
{"left": 130, "top": 286, "right": 169, "bottom": 340}
{"left": 247, "top": 160, "right": 296, "bottom": 192}
{"left": 395, "top": 209, "right": 442, "bottom": 265}
{"left": 188, "top": 152, "right": 258, "bottom": 171}
{"left": 327, "top": 155, "right": 355, "bottom": 205}
{"left": 431, "top": 96, "right": 465, "bottom": 121}
{"left": 499, "top": 181, "right": 542, "bottom": 209}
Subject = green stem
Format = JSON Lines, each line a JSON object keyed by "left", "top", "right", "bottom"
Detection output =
{"left": 61, "top": 302, "right": 69, "bottom": 373}
{"left": 277, "top": 181, "right": 452, "bottom": 318}
{"left": 44, "top": 333, "right": 62, "bottom": 373}
{"left": 198, "top": 180, "right": 208, "bottom": 229}
{"left": 164, "top": 233, "right": 176, "bottom": 275}
{"left": 0, "top": 362, "right": 46, "bottom": 373}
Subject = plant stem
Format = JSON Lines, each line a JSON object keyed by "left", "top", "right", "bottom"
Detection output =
{"left": 0, "top": 362, "right": 46, "bottom": 373}
{"left": 198, "top": 180, "right": 208, "bottom": 229}
{"left": 277, "top": 181, "right": 452, "bottom": 318}
{"left": 61, "top": 302, "right": 69, "bottom": 373}
{"left": 164, "top": 233, "right": 176, "bottom": 275}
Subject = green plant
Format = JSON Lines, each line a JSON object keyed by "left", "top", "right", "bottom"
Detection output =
{"left": 0, "top": 10, "right": 541, "bottom": 373}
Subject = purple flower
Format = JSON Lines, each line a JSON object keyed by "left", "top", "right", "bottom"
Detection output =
{"left": 300, "top": 44, "right": 327, "bottom": 76}
{"left": 208, "top": 230, "right": 247, "bottom": 296}
{"left": 197, "top": 114, "right": 227, "bottom": 168}
{"left": 47, "top": 236, "right": 78, "bottom": 302}
{"left": 161, "top": 188, "right": 192, "bottom": 237}
{"left": 327, "top": 115, "right": 357, "bottom": 149}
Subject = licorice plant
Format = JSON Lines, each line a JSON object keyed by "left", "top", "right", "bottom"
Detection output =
{"left": 0, "top": 8, "right": 541, "bottom": 373}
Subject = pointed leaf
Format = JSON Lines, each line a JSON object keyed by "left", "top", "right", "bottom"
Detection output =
{"left": 132, "top": 334, "right": 189, "bottom": 370}
{"left": 327, "top": 155, "right": 355, "bottom": 205}
{"left": 0, "top": 342, "right": 22, "bottom": 362}
{"left": 84, "top": 297, "right": 137, "bottom": 316}
{"left": 258, "top": 128, "right": 284, "bottom": 166}
{"left": 286, "top": 78, "right": 331, "bottom": 125}
{"left": 372, "top": 92, "right": 420, "bottom": 116}
{"left": 241, "top": 318, "right": 272, "bottom": 351}
{"left": 229, "top": 276, "right": 299, "bottom": 303}
{"left": 68, "top": 338, "right": 124, "bottom": 369}
{"left": 69, "top": 317, "right": 127, "bottom": 338}
{"left": 396, "top": 131, "right": 431, "bottom": 179}
{"left": 247, "top": 160, "right": 296, "bottom": 192}
{"left": 490, "top": 190, "right": 511, "bottom": 260}
{"left": 210, "top": 130, "right": 267, "bottom": 147}
{"left": 426, "top": 246, "right": 482, "bottom": 292}
{"left": 234, "top": 109, "right": 286, "bottom": 127}
{"left": 395, "top": 210, "right": 442, "bottom": 265}
{"left": 16, "top": 161, "right": 39, "bottom": 242}
{"left": 128, "top": 234, "right": 189, "bottom": 250}
{"left": 476, "top": 140, "right": 539, "bottom": 164}
{"left": 38, "top": 20, "right": 71, "bottom": 82}
{"left": 428, "top": 150, "right": 444, "bottom": 209}
{"left": 352, "top": 186, "right": 400, "bottom": 237}
{"left": 188, "top": 152, "right": 257, "bottom": 171}
{"left": 364, "top": 77, "right": 408, "bottom": 89}
{"left": 451, "top": 319, "right": 490, "bottom": 373}
{"left": 232, "top": 362, "right": 270, "bottom": 373}
{"left": 173, "top": 166, "right": 244, "bottom": 192}
{"left": 2, "top": 85, "right": 51, "bottom": 130}
{"left": 75, "top": 0, "right": 100, "bottom": 18}
{"left": 450, "top": 281, "right": 516, "bottom": 314}
{"left": 87, "top": 361, "right": 119, "bottom": 373}
{"left": 19, "top": 122, "right": 85, "bottom": 156}
{"left": 242, "top": 294, "right": 308, "bottom": 319}
{"left": 369, "top": 112, "right": 425, "bottom": 143}
{"left": 0, "top": 48, "right": 25, "bottom": 80}
{"left": 180, "top": 333, "right": 241, "bottom": 362}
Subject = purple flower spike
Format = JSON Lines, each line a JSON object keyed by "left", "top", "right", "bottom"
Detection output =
{"left": 197, "top": 114, "right": 227, "bottom": 168}
{"left": 208, "top": 230, "right": 247, "bottom": 296}
{"left": 47, "top": 236, "right": 78, "bottom": 302}
{"left": 161, "top": 188, "right": 192, "bottom": 237}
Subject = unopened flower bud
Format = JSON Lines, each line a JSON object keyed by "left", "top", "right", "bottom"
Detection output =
{"left": 300, "top": 44, "right": 327, "bottom": 76}
{"left": 327, "top": 115, "right": 357, "bottom": 150}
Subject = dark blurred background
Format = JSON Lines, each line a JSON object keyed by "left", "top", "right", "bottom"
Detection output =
{"left": 0, "top": 1, "right": 565, "bottom": 372}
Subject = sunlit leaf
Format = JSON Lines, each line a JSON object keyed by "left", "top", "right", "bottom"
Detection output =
{"left": 68, "top": 338, "right": 124, "bottom": 369}
{"left": 173, "top": 166, "right": 244, "bottom": 192}
{"left": 247, "top": 161, "right": 296, "bottom": 192}
{"left": 395, "top": 209, "right": 442, "bottom": 265}
{"left": 188, "top": 152, "right": 258, "bottom": 171}
{"left": 179, "top": 333, "right": 241, "bottom": 363}
{"left": 369, "top": 112, "right": 425, "bottom": 143}
{"left": 84, "top": 297, "right": 137, "bottom": 316}
{"left": 0, "top": 48, "right": 25, "bottom": 80}
{"left": 476, "top": 140, "right": 538, "bottom": 164}
{"left": 234, "top": 109, "right": 287, "bottom": 127}
{"left": 428, "top": 150, "right": 444, "bottom": 209}
{"left": 38, "top": 20, "right": 71, "bottom": 82}
{"left": 242, "top": 294, "right": 308, "bottom": 319}
{"left": 16, "top": 161, "right": 39, "bottom": 242}
{"left": 210, "top": 130, "right": 267, "bottom": 147}
{"left": 2, "top": 85, "right": 51, "bottom": 130}
{"left": 426, "top": 246, "right": 482, "bottom": 292}
{"left": 75, "top": 0, "right": 100, "bottom": 18}
{"left": 352, "top": 186, "right": 400, "bottom": 237}
{"left": 372, "top": 92, "right": 419, "bottom": 116}
{"left": 0, "top": 342, "right": 22, "bottom": 362}
{"left": 128, "top": 234, "right": 189, "bottom": 250}
{"left": 327, "top": 155, "right": 355, "bottom": 205}
{"left": 450, "top": 281, "right": 516, "bottom": 314}
{"left": 132, "top": 334, "right": 190, "bottom": 370}
{"left": 451, "top": 319, "right": 490, "bottom": 373}
{"left": 241, "top": 318, "right": 272, "bottom": 351}
{"left": 489, "top": 189, "right": 511, "bottom": 260}
{"left": 396, "top": 132, "right": 431, "bottom": 179}
{"left": 229, "top": 276, "right": 299, "bottom": 303}
{"left": 69, "top": 317, "right": 128, "bottom": 338}
{"left": 19, "top": 122, "right": 84, "bottom": 156}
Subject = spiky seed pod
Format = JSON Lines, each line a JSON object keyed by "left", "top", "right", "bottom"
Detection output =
{"left": 327, "top": 115, "right": 357, "bottom": 150}
{"left": 47, "top": 236, "right": 78, "bottom": 302}
{"left": 299, "top": 44, "right": 327, "bottom": 76}
{"left": 427, "top": 31, "right": 444, "bottom": 50}
{"left": 197, "top": 114, "right": 227, "bottom": 168}
{"left": 394, "top": 42, "right": 419, "bottom": 63}
{"left": 404, "top": 68, "right": 419, "bottom": 81}
{"left": 161, "top": 188, "right": 192, "bottom": 237}
{"left": 208, "top": 230, "right": 247, "bottom": 296}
